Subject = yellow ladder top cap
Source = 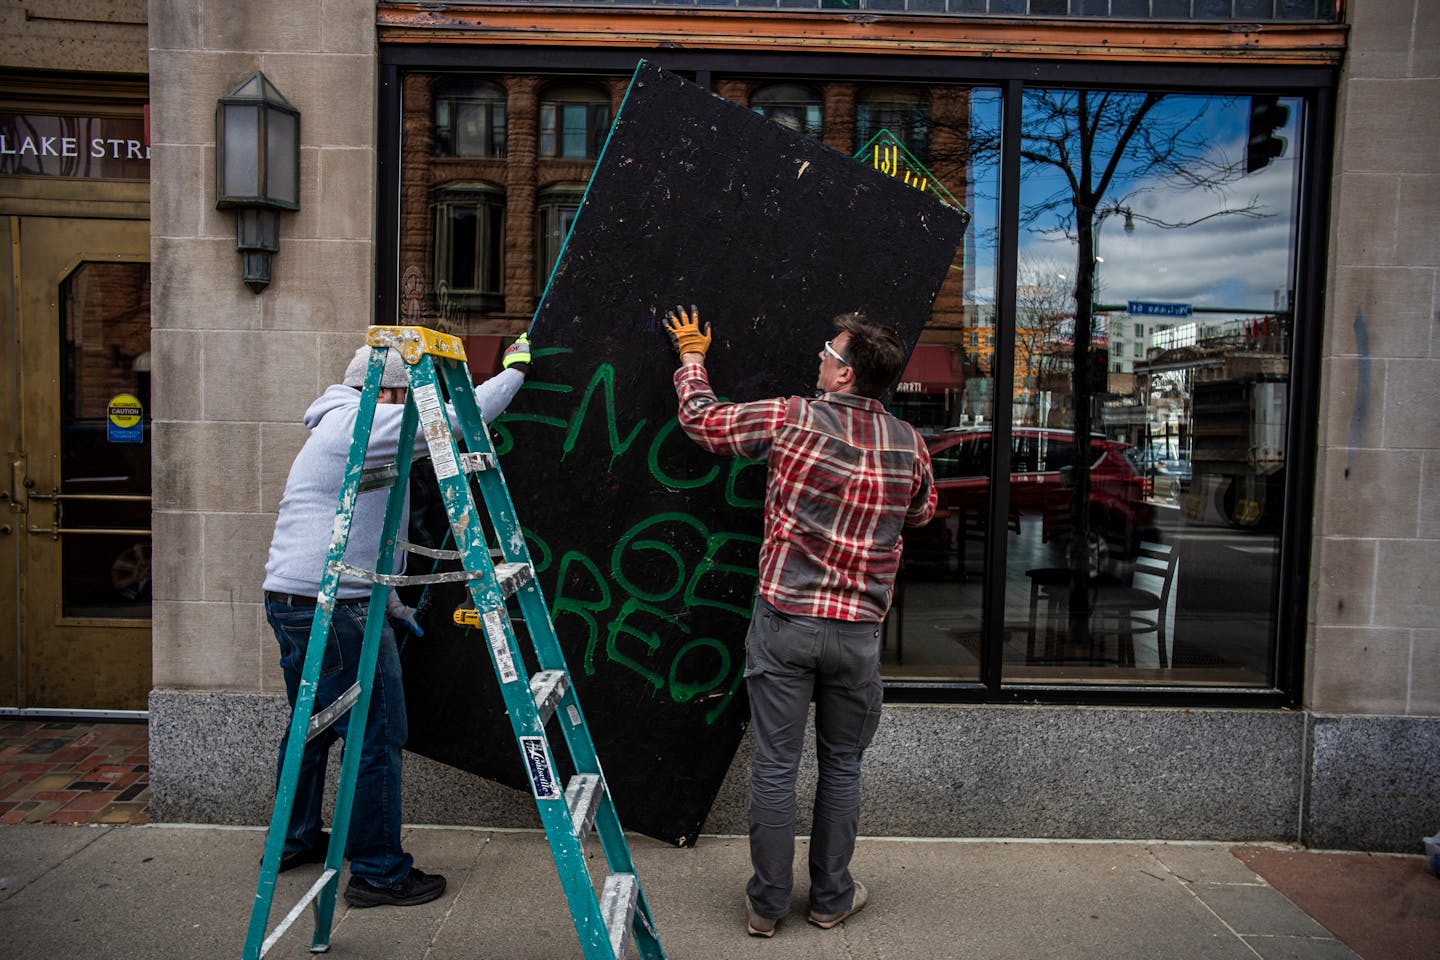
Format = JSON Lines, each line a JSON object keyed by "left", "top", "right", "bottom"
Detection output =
{"left": 366, "top": 325, "right": 468, "bottom": 364}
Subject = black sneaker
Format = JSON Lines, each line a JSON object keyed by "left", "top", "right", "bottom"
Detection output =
{"left": 344, "top": 867, "right": 447, "bottom": 908}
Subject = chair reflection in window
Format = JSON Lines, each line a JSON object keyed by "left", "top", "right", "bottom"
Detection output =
{"left": 1094, "top": 542, "right": 1178, "bottom": 667}
{"left": 1026, "top": 541, "right": 1178, "bottom": 667}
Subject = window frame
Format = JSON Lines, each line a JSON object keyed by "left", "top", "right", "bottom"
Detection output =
{"left": 432, "top": 182, "right": 506, "bottom": 312}
{"left": 749, "top": 82, "right": 824, "bottom": 140}
{"left": 535, "top": 183, "right": 587, "bottom": 294}
{"left": 433, "top": 78, "right": 508, "bottom": 158}
{"left": 855, "top": 84, "right": 931, "bottom": 162}
{"left": 538, "top": 82, "right": 612, "bottom": 159}
{"left": 377, "top": 47, "right": 1336, "bottom": 710}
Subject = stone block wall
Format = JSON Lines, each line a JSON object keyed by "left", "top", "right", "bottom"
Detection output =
{"left": 147, "top": 0, "right": 377, "bottom": 694}
{"left": 1309, "top": 0, "right": 1440, "bottom": 718}
{"left": 0, "top": 0, "right": 148, "bottom": 74}
{"left": 1300, "top": 0, "right": 1440, "bottom": 849}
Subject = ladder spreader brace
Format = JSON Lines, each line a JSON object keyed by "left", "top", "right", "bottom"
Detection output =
{"left": 243, "top": 325, "right": 666, "bottom": 960}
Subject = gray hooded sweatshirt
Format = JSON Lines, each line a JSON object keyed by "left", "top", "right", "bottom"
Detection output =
{"left": 263, "top": 369, "right": 524, "bottom": 599}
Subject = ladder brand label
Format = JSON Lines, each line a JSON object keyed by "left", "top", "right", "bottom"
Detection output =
{"left": 521, "top": 736, "right": 561, "bottom": 800}
{"left": 412, "top": 383, "right": 459, "bottom": 480}
{"left": 482, "top": 609, "right": 518, "bottom": 683}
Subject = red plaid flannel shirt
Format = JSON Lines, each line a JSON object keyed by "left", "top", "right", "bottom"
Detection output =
{"left": 674, "top": 362, "right": 936, "bottom": 622}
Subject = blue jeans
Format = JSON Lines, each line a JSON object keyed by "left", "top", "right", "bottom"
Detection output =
{"left": 265, "top": 594, "right": 413, "bottom": 885}
{"left": 743, "top": 597, "right": 884, "bottom": 918}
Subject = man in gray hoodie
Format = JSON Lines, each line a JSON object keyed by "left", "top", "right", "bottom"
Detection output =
{"left": 262, "top": 334, "right": 529, "bottom": 907}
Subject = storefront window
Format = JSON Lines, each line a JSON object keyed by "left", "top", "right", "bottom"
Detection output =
{"left": 998, "top": 88, "right": 1303, "bottom": 687}
{"left": 387, "top": 61, "right": 1316, "bottom": 701}
{"left": 881, "top": 84, "right": 1001, "bottom": 683}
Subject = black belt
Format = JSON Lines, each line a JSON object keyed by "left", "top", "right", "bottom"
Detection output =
{"left": 266, "top": 591, "right": 371, "bottom": 607}
{"left": 265, "top": 591, "right": 317, "bottom": 607}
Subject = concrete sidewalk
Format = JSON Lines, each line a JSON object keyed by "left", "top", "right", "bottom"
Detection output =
{"left": 0, "top": 824, "right": 1385, "bottom": 960}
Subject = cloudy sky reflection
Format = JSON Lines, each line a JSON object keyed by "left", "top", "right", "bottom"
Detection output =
{"left": 963, "top": 92, "right": 1303, "bottom": 317}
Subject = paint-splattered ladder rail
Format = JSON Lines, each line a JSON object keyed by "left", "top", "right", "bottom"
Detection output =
{"left": 243, "top": 325, "right": 666, "bottom": 960}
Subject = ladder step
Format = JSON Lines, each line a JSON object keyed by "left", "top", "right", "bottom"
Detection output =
{"left": 359, "top": 463, "right": 399, "bottom": 493}
{"left": 565, "top": 773, "right": 604, "bottom": 846}
{"left": 398, "top": 540, "right": 504, "bottom": 562}
{"left": 530, "top": 670, "right": 568, "bottom": 725}
{"left": 458, "top": 451, "right": 496, "bottom": 474}
{"left": 495, "top": 562, "right": 533, "bottom": 598}
{"left": 332, "top": 561, "right": 525, "bottom": 588}
{"left": 600, "top": 872, "right": 639, "bottom": 960}
{"left": 307, "top": 683, "right": 360, "bottom": 742}
{"left": 260, "top": 867, "right": 340, "bottom": 958}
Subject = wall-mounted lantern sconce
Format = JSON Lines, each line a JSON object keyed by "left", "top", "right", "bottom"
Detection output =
{"left": 215, "top": 71, "right": 299, "bottom": 293}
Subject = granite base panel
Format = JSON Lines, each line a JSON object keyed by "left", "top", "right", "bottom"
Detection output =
{"left": 147, "top": 690, "right": 544, "bottom": 829}
{"left": 150, "top": 690, "right": 1328, "bottom": 844}
{"left": 1304, "top": 714, "right": 1440, "bottom": 853}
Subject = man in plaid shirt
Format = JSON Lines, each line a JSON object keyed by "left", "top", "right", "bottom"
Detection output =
{"left": 665, "top": 306, "right": 935, "bottom": 938}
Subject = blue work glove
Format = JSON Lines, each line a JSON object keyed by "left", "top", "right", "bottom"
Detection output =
{"left": 502, "top": 332, "right": 531, "bottom": 374}
{"left": 386, "top": 597, "right": 425, "bottom": 637}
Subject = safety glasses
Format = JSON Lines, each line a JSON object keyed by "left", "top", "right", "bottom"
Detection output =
{"left": 822, "top": 340, "right": 849, "bottom": 366}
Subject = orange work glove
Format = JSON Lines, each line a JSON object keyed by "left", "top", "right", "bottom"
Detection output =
{"left": 663, "top": 305, "right": 712, "bottom": 360}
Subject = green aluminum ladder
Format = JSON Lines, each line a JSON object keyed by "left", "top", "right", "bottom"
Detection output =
{"left": 243, "top": 325, "right": 665, "bottom": 960}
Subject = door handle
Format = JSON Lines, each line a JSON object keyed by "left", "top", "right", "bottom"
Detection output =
{"left": 23, "top": 490, "right": 152, "bottom": 539}
{"left": 24, "top": 487, "right": 61, "bottom": 539}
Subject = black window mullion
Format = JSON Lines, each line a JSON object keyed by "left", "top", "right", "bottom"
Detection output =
{"left": 376, "top": 60, "right": 402, "bottom": 327}
{"left": 982, "top": 78, "right": 1023, "bottom": 693}
{"left": 1275, "top": 84, "right": 1333, "bottom": 709}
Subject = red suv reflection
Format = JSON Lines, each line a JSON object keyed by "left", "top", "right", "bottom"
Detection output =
{"left": 917, "top": 427, "right": 1158, "bottom": 575}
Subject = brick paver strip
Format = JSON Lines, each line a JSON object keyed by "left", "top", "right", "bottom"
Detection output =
{"left": 61, "top": 792, "right": 112, "bottom": 812}
{"left": 116, "top": 783, "right": 147, "bottom": 803}
{"left": 1, "top": 721, "right": 149, "bottom": 826}
{"left": 32, "top": 773, "right": 77, "bottom": 790}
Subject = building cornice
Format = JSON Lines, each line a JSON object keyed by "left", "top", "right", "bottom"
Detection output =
{"left": 377, "top": 5, "right": 1347, "bottom": 67}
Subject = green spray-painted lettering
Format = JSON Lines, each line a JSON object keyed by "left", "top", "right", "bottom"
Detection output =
{"left": 648, "top": 415, "right": 720, "bottom": 490}
{"left": 610, "top": 512, "right": 707, "bottom": 602}
{"left": 684, "top": 531, "right": 763, "bottom": 618}
{"left": 491, "top": 346, "right": 573, "bottom": 455}
{"left": 725, "top": 457, "right": 765, "bottom": 509}
{"left": 562, "top": 363, "right": 646, "bottom": 471}
{"left": 495, "top": 359, "right": 770, "bottom": 724}
{"left": 549, "top": 549, "right": 611, "bottom": 675}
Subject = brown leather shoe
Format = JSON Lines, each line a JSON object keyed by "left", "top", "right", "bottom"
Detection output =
{"left": 746, "top": 898, "right": 781, "bottom": 937}
{"left": 808, "top": 880, "right": 868, "bottom": 929}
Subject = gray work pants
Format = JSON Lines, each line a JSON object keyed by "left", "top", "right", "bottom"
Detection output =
{"left": 743, "top": 597, "right": 884, "bottom": 918}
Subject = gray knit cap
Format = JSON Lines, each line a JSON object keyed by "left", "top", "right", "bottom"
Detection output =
{"left": 342, "top": 346, "right": 410, "bottom": 389}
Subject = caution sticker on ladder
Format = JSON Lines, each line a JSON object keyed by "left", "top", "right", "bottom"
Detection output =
{"left": 482, "top": 609, "right": 519, "bottom": 684}
{"left": 412, "top": 382, "right": 459, "bottom": 480}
